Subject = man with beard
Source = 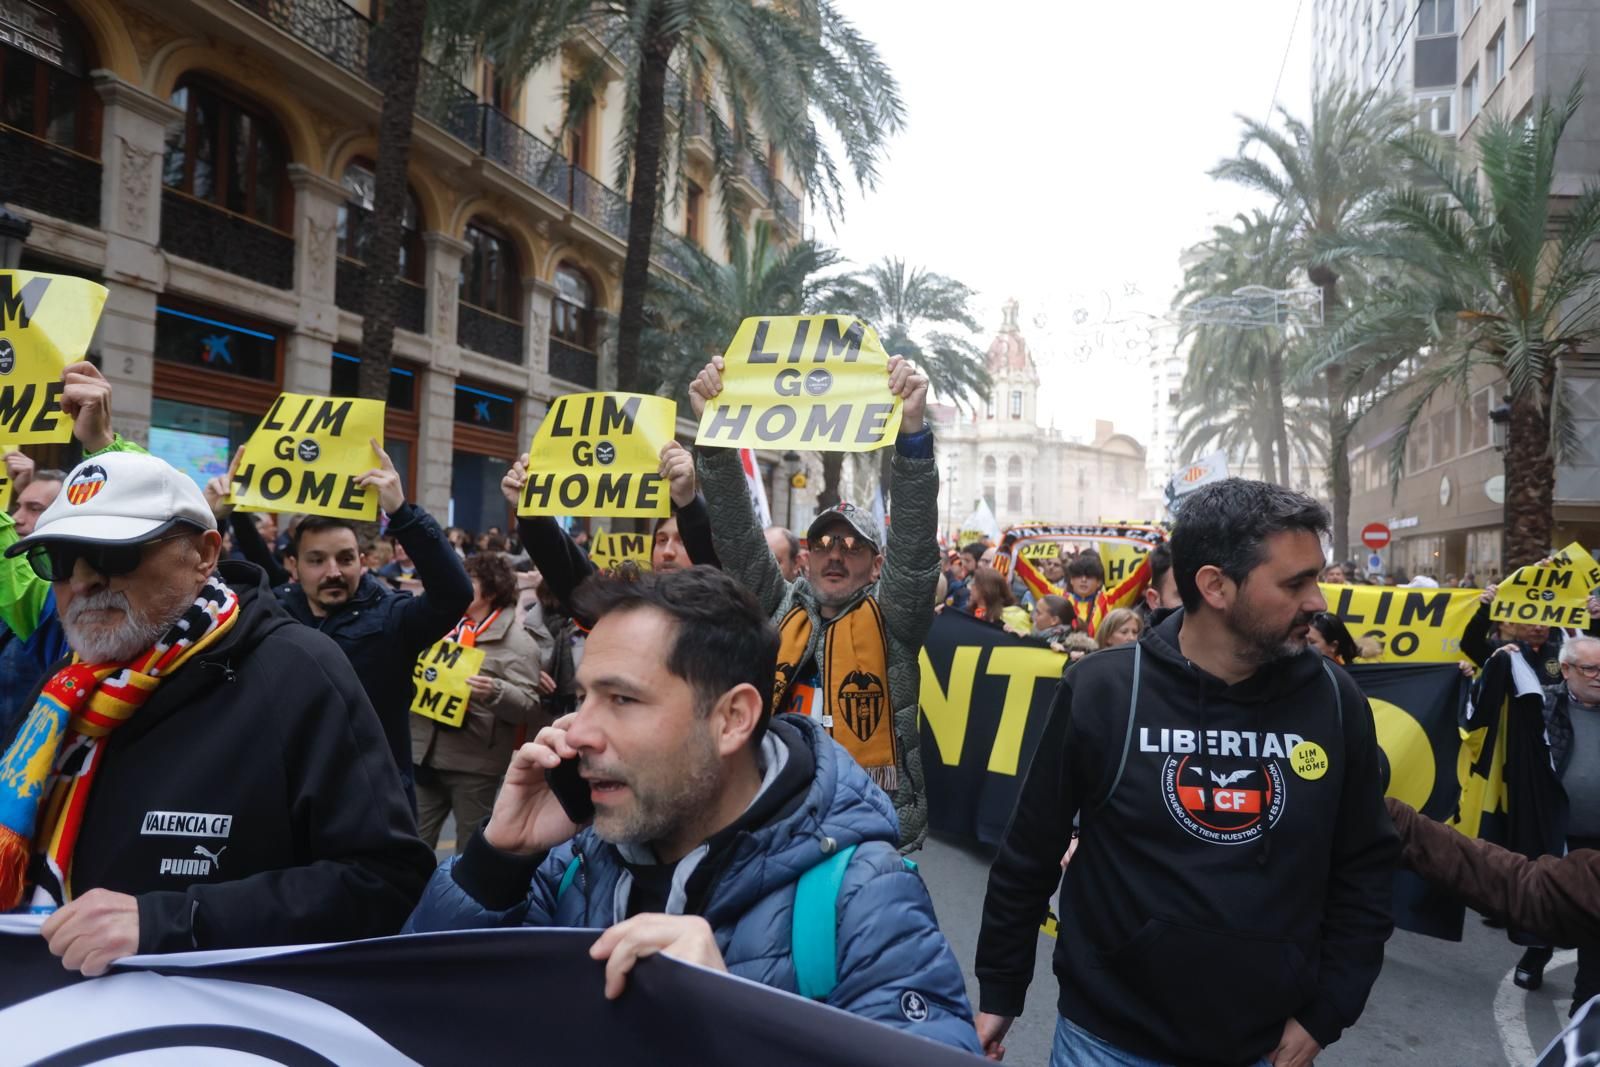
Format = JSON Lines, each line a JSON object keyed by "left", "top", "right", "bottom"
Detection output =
{"left": 975, "top": 479, "right": 1397, "bottom": 1067}
{"left": 685, "top": 355, "right": 940, "bottom": 853}
{"left": 404, "top": 567, "right": 980, "bottom": 1051}
{"left": 207, "top": 448, "right": 471, "bottom": 799}
{"left": 0, "top": 452, "right": 433, "bottom": 973}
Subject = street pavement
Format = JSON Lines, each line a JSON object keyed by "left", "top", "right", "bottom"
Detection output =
{"left": 433, "top": 820, "right": 1576, "bottom": 1064}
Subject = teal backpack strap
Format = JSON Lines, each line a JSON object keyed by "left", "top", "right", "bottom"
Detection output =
{"left": 791, "top": 843, "right": 857, "bottom": 1000}
{"left": 555, "top": 853, "right": 583, "bottom": 903}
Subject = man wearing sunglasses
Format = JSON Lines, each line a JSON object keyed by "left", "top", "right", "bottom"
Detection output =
{"left": 0, "top": 450, "right": 434, "bottom": 974}
{"left": 688, "top": 354, "right": 939, "bottom": 853}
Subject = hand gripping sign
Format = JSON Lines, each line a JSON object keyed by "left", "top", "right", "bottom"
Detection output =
{"left": 694, "top": 316, "right": 903, "bottom": 452}
{"left": 520, "top": 393, "right": 677, "bottom": 519}
{"left": 0, "top": 271, "right": 108, "bottom": 445}
{"left": 230, "top": 393, "right": 386, "bottom": 521}
{"left": 1490, "top": 542, "right": 1600, "bottom": 629}
{"left": 410, "top": 639, "right": 487, "bottom": 728}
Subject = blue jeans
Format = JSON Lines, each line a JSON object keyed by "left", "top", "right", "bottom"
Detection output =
{"left": 1051, "top": 1016, "right": 1272, "bottom": 1067}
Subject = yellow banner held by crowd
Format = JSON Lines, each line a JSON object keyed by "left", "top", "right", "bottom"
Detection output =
{"left": 410, "top": 639, "right": 486, "bottom": 727}
{"left": 589, "top": 527, "right": 653, "bottom": 574}
{"left": 230, "top": 393, "right": 385, "bottom": 521}
{"left": 0, "top": 271, "right": 108, "bottom": 445}
{"left": 520, "top": 393, "right": 676, "bottom": 519}
{"left": 1490, "top": 542, "right": 1600, "bottom": 629}
{"left": 695, "top": 315, "right": 903, "bottom": 452}
{"left": 1320, "top": 583, "right": 1481, "bottom": 663}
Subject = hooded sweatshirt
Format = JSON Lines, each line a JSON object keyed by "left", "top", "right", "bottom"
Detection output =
{"left": 976, "top": 609, "right": 1398, "bottom": 1066}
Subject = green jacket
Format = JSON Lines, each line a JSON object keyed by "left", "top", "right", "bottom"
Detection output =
{"left": 696, "top": 443, "right": 942, "bottom": 852}
{"left": 0, "top": 434, "right": 147, "bottom": 640}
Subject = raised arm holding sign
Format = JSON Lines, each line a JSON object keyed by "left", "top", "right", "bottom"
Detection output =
{"left": 519, "top": 392, "right": 677, "bottom": 519}
{"left": 0, "top": 272, "right": 108, "bottom": 445}
{"left": 230, "top": 393, "right": 387, "bottom": 521}
{"left": 1490, "top": 543, "right": 1600, "bottom": 629}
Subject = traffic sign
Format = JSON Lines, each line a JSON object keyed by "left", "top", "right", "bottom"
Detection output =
{"left": 1361, "top": 522, "right": 1391, "bottom": 550}
{"left": 1367, "top": 552, "right": 1384, "bottom": 574}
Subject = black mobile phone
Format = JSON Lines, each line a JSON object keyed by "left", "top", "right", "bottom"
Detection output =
{"left": 547, "top": 756, "right": 595, "bottom": 825}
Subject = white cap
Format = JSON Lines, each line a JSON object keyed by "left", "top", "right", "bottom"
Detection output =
{"left": 1405, "top": 575, "right": 1439, "bottom": 588}
{"left": 5, "top": 451, "right": 217, "bottom": 556}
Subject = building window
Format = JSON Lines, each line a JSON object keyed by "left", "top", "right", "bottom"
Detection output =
{"left": 153, "top": 302, "right": 280, "bottom": 382}
{"left": 685, "top": 180, "right": 703, "bottom": 246}
{"left": 1406, "top": 418, "right": 1432, "bottom": 474}
{"left": 460, "top": 221, "right": 520, "bottom": 318}
{"left": 565, "top": 79, "right": 592, "bottom": 172}
{"left": 337, "top": 161, "right": 423, "bottom": 282}
{"left": 1418, "top": 0, "right": 1455, "bottom": 36}
{"left": 162, "top": 77, "right": 289, "bottom": 228}
{"left": 1464, "top": 388, "right": 1491, "bottom": 452}
{"left": 0, "top": 8, "right": 98, "bottom": 155}
{"left": 982, "top": 454, "right": 997, "bottom": 510}
{"left": 1420, "top": 93, "right": 1453, "bottom": 134}
{"left": 986, "top": 394, "right": 995, "bottom": 419}
{"left": 1009, "top": 390, "right": 1022, "bottom": 419}
{"left": 1431, "top": 408, "right": 1457, "bottom": 464}
{"left": 552, "top": 263, "right": 595, "bottom": 349}
{"left": 1514, "top": 0, "right": 1534, "bottom": 47}
{"left": 1487, "top": 26, "right": 1506, "bottom": 87}
{"left": 1462, "top": 66, "right": 1479, "bottom": 120}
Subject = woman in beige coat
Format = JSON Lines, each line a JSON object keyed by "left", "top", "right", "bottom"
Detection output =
{"left": 412, "top": 551, "right": 546, "bottom": 852}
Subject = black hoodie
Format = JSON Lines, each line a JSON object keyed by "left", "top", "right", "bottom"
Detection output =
{"left": 12, "top": 562, "right": 437, "bottom": 953}
{"left": 976, "top": 609, "right": 1398, "bottom": 1066}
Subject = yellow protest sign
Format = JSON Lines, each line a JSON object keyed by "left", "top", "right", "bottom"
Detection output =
{"left": 695, "top": 315, "right": 902, "bottom": 452}
{"left": 1320, "top": 583, "right": 1481, "bottom": 663}
{"left": 0, "top": 446, "right": 12, "bottom": 514}
{"left": 1490, "top": 542, "right": 1600, "bottom": 629}
{"left": 589, "top": 527, "right": 653, "bottom": 574}
{"left": 410, "top": 639, "right": 486, "bottom": 727}
{"left": 520, "top": 393, "right": 676, "bottom": 519}
{"left": 230, "top": 393, "right": 385, "bottom": 521}
{"left": 0, "top": 271, "right": 108, "bottom": 444}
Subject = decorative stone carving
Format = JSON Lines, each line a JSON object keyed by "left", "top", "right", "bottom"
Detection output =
{"left": 118, "top": 136, "right": 159, "bottom": 239}
{"left": 435, "top": 269, "right": 456, "bottom": 340}
{"left": 305, "top": 216, "right": 337, "bottom": 293}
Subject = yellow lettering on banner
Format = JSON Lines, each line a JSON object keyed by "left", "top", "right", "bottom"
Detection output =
{"left": 985, "top": 647, "right": 1069, "bottom": 775}
{"left": 1018, "top": 541, "right": 1061, "bottom": 562}
{"left": 918, "top": 645, "right": 982, "bottom": 766}
{"left": 520, "top": 393, "right": 677, "bottom": 519}
{"left": 1371, "top": 698, "right": 1436, "bottom": 809}
{"left": 695, "top": 316, "right": 903, "bottom": 452}
{"left": 589, "top": 527, "right": 653, "bottom": 573}
{"left": 230, "top": 393, "right": 386, "bottom": 521}
{"left": 1320, "top": 583, "right": 1480, "bottom": 663}
{"left": 1490, "top": 542, "right": 1600, "bottom": 629}
{"left": 409, "top": 638, "right": 486, "bottom": 727}
{"left": 0, "top": 271, "right": 108, "bottom": 445}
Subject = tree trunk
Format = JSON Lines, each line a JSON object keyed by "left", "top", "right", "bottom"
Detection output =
{"left": 1325, "top": 363, "right": 1350, "bottom": 561}
{"left": 614, "top": 28, "right": 677, "bottom": 390}
{"left": 1265, "top": 344, "right": 1291, "bottom": 487}
{"left": 357, "top": 0, "right": 427, "bottom": 401}
{"left": 1503, "top": 385, "right": 1556, "bottom": 570}
{"left": 818, "top": 452, "right": 844, "bottom": 511}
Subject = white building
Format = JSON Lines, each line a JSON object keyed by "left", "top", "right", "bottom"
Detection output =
{"left": 1312, "top": 0, "right": 1459, "bottom": 135}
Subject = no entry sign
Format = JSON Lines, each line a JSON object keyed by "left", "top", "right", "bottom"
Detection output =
{"left": 1361, "top": 522, "right": 1391, "bottom": 550}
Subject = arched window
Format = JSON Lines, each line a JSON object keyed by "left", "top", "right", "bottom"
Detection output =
{"left": 337, "top": 160, "right": 422, "bottom": 282}
{"left": 1010, "top": 390, "right": 1023, "bottom": 419}
{"left": 1006, "top": 455, "right": 1024, "bottom": 513}
{"left": 162, "top": 76, "right": 288, "bottom": 227}
{"left": 982, "top": 454, "right": 997, "bottom": 511}
{"left": 0, "top": 5, "right": 99, "bottom": 155}
{"left": 553, "top": 262, "right": 595, "bottom": 349}
{"left": 460, "top": 220, "right": 520, "bottom": 318}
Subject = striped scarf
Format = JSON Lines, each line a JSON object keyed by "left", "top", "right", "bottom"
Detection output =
{"left": 0, "top": 575, "right": 239, "bottom": 912}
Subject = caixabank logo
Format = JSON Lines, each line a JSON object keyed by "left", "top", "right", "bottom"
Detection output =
{"left": 1160, "top": 755, "right": 1286, "bottom": 845}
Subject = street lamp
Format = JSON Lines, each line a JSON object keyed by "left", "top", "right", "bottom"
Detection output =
{"left": 0, "top": 204, "right": 32, "bottom": 270}
{"left": 1490, "top": 395, "right": 1512, "bottom": 451}
{"left": 783, "top": 450, "right": 801, "bottom": 527}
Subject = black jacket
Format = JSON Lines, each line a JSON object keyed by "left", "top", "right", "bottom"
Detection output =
{"left": 240, "top": 503, "right": 472, "bottom": 773}
{"left": 16, "top": 562, "right": 436, "bottom": 952}
{"left": 976, "top": 609, "right": 1398, "bottom": 1066}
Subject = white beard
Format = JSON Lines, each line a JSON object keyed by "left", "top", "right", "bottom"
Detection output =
{"left": 61, "top": 589, "right": 172, "bottom": 663}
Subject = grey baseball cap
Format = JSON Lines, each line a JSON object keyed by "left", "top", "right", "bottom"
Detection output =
{"left": 806, "top": 502, "right": 882, "bottom": 552}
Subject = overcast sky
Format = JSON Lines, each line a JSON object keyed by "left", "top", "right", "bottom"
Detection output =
{"left": 823, "top": 0, "right": 1312, "bottom": 448}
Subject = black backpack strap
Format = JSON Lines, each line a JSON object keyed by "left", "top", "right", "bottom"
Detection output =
{"left": 1319, "top": 658, "right": 1343, "bottom": 730}
{"left": 1094, "top": 642, "right": 1142, "bottom": 813}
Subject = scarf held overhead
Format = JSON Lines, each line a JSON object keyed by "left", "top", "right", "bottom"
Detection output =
{"left": 773, "top": 598, "right": 897, "bottom": 792}
{"left": 0, "top": 575, "right": 239, "bottom": 912}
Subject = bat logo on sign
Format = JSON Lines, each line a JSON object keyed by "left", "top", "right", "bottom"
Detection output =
{"left": 594, "top": 441, "right": 616, "bottom": 465}
{"left": 0, "top": 338, "right": 13, "bottom": 375}
{"left": 296, "top": 439, "right": 320, "bottom": 463}
{"left": 423, "top": 667, "right": 438, "bottom": 683}
{"left": 804, "top": 369, "right": 832, "bottom": 396}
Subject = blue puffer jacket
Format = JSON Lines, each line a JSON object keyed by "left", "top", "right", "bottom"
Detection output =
{"left": 406, "top": 715, "right": 981, "bottom": 1053}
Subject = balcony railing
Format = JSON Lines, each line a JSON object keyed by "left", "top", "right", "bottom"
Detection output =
{"left": 458, "top": 302, "right": 524, "bottom": 364}
{"left": 549, "top": 337, "right": 598, "bottom": 388}
{"left": 335, "top": 257, "right": 426, "bottom": 334}
{"left": 478, "top": 106, "right": 630, "bottom": 242}
{"left": 233, "top": 0, "right": 370, "bottom": 77}
{"left": 0, "top": 125, "right": 101, "bottom": 228}
{"left": 160, "top": 189, "right": 294, "bottom": 289}
{"left": 739, "top": 152, "right": 803, "bottom": 229}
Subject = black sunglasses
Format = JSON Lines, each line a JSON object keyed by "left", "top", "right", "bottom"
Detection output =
{"left": 808, "top": 532, "right": 874, "bottom": 556}
{"left": 26, "top": 532, "right": 190, "bottom": 583}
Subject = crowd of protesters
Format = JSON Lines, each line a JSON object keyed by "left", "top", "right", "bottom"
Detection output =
{"left": 9, "top": 357, "right": 1600, "bottom": 1064}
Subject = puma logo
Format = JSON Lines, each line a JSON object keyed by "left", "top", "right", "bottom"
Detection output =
{"left": 193, "top": 844, "right": 227, "bottom": 869}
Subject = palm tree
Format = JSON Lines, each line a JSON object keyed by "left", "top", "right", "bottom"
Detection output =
{"left": 1176, "top": 372, "right": 1327, "bottom": 489}
{"left": 456, "top": 1, "right": 904, "bottom": 392}
{"left": 819, "top": 257, "right": 990, "bottom": 509}
{"left": 1211, "top": 81, "right": 1414, "bottom": 559}
{"left": 1312, "top": 85, "right": 1600, "bottom": 568}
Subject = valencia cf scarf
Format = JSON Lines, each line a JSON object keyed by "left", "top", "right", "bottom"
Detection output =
{"left": 773, "top": 598, "right": 897, "bottom": 792}
{"left": 0, "top": 575, "right": 239, "bottom": 912}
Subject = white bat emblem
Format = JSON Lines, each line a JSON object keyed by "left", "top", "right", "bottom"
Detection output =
{"left": 1210, "top": 769, "right": 1253, "bottom": 788}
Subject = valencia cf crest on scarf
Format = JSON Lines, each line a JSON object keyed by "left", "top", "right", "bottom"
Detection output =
{"left": 836, "top": 671, "right": 886, "bottom": 743}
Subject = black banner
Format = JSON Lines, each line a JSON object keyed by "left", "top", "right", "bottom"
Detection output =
{"left": 0, "top": 922, "right": 982, "bottom": 1066}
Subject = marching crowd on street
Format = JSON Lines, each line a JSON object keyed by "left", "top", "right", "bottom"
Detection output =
{"left": 7, "top": 356, "right": 1600, "bottom": 1066}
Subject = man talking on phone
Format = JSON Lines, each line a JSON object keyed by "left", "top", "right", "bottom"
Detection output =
{"left": 405, "top": 567, "right": 980, "bottom": 1050}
